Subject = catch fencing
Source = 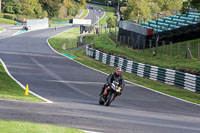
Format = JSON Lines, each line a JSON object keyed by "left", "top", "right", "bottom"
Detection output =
{"left": 86, "top": 45, "right": 200, "bottom": 93}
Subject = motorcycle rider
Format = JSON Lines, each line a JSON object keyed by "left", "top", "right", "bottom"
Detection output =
{"left": 99, "top": 67, "right": 125, "bottom": 96}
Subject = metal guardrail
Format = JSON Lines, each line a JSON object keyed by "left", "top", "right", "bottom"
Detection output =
{"left": 86, "top": 45, "right": 200, "bottom": 93}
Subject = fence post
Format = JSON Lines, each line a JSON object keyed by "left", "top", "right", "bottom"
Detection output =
{"left": 178, "top": 42, "right": 180, "bottom": 56}
{"left": 137, "top": 39, "right": 140, "bottom": 50}
{"left": 143, "top": 40, "right": 145, "bottom": 52}
{"left": 149, "top": 39, "right": 152, "bottom": 53}
{"left": 185, "top": 43, "right": 193, "bottom": 59}
{"left": 155, "top": 39, "right": 158, "bottom": 56}
{"left": 162, "top": 40, "right": 165, "bottom": 55}
{"left": 128, "top": 37, "right": 130, "bottom": 48}
{"left": 115, "top": 26, "right": 117, "bottom": 43}
{"left": 170, "top": 41, "right": 173, "bottom": 56}
{"left": 120, "top": 35, "right": 122, "bottom": 45}
{"left": 123, "top": 36, "right": 126, "bottom": 45}
{"left": 198, "top": 42, "right": 200, "bottom": 58}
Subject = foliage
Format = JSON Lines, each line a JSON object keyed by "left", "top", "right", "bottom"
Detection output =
{"left": 2, "top": 0, "right": 22, "bottom": 14}
{"left": 190, "top": 0, "right": 200, "bottom": 11}
{"left": 124, "top": 0, "right": 151, "bottom": 20}
{"left": 19, "top": 0, "right": 46, "bottom": 18}
{"left": 123, "top": 0, "right": 183, "bottom": 20}
{"left": 182, "top": 0, "right": 200, "bottom": 13}
{"left": 149, "top": 2, "right": 161, "bottom": 14}
{"left": 39, "top": 0, "right": 63, "bottom": 18}
{"left": 64, "top": 0, "right": 86, "bottom": 17}
{"left": 2, "top": 0, "right": 47, "bottom": 18}
{"left": 107, "top": 16, "right": 116, "bottom": 27}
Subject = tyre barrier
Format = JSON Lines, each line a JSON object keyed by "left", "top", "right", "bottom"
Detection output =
{"left": 86, "top": 45, "right": 200, "bottom": 93}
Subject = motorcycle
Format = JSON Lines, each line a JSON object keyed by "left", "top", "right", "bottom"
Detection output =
{"left": 99, "top": 80, "right": 122, "bottom": 106}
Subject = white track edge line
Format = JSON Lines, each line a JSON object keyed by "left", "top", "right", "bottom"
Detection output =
{"left": 83, "top": 130, "right": 101, "bottom": 133}
{"left": 0, "top": 58, "right": 53, "bottom": 103}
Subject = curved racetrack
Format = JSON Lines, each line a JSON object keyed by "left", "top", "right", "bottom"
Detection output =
{"left": 0, "top": 5, "right": 200, "bottom": 133}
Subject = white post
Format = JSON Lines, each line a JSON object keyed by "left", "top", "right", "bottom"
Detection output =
{"left": 0, "top": 0, "right": 2, "bottom": 13}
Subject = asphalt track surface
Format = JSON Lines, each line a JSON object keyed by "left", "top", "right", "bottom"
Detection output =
{"left": 0, "top": 24, "right": 22, "bottom": 39}
{"left": 0, "top": 5, "right": 200, "bottom": 133}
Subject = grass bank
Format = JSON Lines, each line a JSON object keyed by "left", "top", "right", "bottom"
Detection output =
{"left": 48, "top": 28, "right": 200, "bottom": 104}
{"left": 0, "top": 18, "right": 16, "bottom": 24}
{"left": 84, "top": 34, "right": 200, "bottom": 72}
{"left": 0, "top": 61, "right": 43, "bottom": 102}
{"left": 0, "top": 120, "right": 84, "bottom": 133}
{"left": 48, "top": 28, "right": 80, "bottom": 50}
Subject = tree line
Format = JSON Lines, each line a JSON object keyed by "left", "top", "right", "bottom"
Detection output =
{"left": 88, "top": 0, "right": 200, "bottom": 20}
{"left": 1, "top": 0, "right": 86, "bottom": 19}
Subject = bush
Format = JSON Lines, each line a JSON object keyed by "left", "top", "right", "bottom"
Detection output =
{"left": 3, "top": 13, "right": 16, "bottom": 20}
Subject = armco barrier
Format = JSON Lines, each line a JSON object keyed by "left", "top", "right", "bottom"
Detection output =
{"left": 86, "top": 45, "right": 200, "bottom": 93}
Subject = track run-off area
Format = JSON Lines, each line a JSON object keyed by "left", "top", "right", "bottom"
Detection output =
{"left": 0, "top": 5, "right": 200, "bottom": 133}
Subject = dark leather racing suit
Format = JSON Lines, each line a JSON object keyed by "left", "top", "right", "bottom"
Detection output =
{"left": 99, "top": 72, "right": 125, "bottom": 96}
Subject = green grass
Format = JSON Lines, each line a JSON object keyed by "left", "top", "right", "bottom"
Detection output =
{"left": 48, "top": 28, "right": 80, "bottom": 50}
{"left": 87, "top": 3, "right": 116, "bottom": 25}
{"left": 84, "top": 33, "right": 200, "bottom": 72}
{"left": 0, "top": 28, "right": 4, "bottom": 31}
{"left": 0, "top": 62, "right": 43, "bottom": 102}
{"left": 0, "top": 18, "right": 16, "bottom": 24}
{"left": 0, "top": 120, "right": 84, "bottom": 133}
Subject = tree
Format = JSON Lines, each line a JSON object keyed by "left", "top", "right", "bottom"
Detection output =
{"left": 19, "top": 0, "right": 46, "bottom": 18}
{"left": 39, "top": 0, "right": 63, "bottom": 18}
{"left": 154, "top": 0, "right": 183, "bottom": 11}
{"left": 123, "top": 0, "right": 151, "bottom": 20}
{"left": 2, "top": 0, "right": 22, "bottom": 14}
{"left": 149, "top": 2, "right": 161, "bottom": 14}
{"left": 64, "top": 0, "right": 86, "bottom": 17}
{"left": 107, "top": 17, "right": 116, "bottom": 27}
{"left": 190, "top": 0, "right": 200, "bottom": 11}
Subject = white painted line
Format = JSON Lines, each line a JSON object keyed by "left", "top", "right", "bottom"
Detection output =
{"left": 0, "top": 58, "right": 53, "bottom": 103}
{"left": 83, "top": 130, "right": 102, "bottom": 133}
{"left": 83, "top": 7, "right": 89, "bottom": 19}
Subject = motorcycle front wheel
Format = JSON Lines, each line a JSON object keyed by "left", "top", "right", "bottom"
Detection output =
{"left": 99, "top": 96, "right": 104, "bottom": 105}
{"left": 104, "top": 92, "right": 115, "bottom": 106}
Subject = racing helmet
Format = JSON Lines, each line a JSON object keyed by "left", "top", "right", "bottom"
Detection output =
{"left": 116, "top": 67, "right": 122, "bottom": 75}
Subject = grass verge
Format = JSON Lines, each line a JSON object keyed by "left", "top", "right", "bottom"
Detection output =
{"left": 0, "top": 18, "right": 16, "bottom": 24}
{"left": 0, "top": 61, "right": 43, "bottom": 102}
{"left": 0, "top": 120, "right": 84, "bottom": 133}
{"left": 48, "top": 28, "right": 80, "bottom": 50}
